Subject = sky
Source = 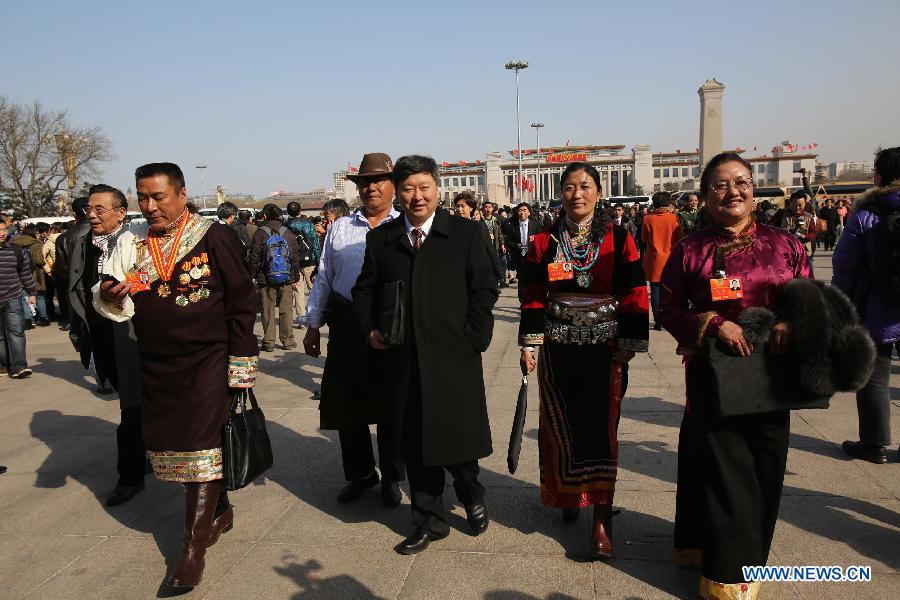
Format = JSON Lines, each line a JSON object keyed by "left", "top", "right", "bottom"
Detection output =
{"left": 3, "top": 0, "right": 899, "bottom": 198}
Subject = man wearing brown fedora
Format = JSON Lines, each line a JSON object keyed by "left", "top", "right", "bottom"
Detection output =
{"left": 303, "top": 152, "right": 405, "bottom": 506}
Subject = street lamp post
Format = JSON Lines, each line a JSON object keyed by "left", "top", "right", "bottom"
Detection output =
{"left": 195, "top": 165, "right": 207, "bottom": 208}
{"left": 505, "top": 60, "right": 528, "bottom": 204}
{"left": 530, "top": 122, "right": 544, "bottom": 206}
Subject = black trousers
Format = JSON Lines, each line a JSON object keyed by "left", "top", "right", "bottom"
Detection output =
{"left": 855, "top": 342, "right": 896, "bottom": 447}
{"left": 55, "top": 277, "right": 70, "bottom": 324}
{"left": 649, "top": 282, "right": 662, "bottom": 325}
{"left": 338, "top": 423, "right": 404, "bottom": 483}
{"left": 407, "top": 459, "right": 484, "bottom": 537}
{"left": 695, "top": 409, "right": 790, "bottom": 583}
{"left": 117, "top": 406, "right": 146, "bottom": 487}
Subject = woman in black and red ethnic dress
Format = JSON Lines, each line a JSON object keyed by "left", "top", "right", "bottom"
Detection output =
{"left": 518, "top": 162, "right": 649, "bottom": 559}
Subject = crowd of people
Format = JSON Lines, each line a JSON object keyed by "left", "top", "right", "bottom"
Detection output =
{"left": 0, "top": 146, "right": 898, "bottom": 599}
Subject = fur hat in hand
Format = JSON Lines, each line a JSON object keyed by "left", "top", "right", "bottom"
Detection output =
{"left": 737, "top": 279, "right": 876, "bottom": 397}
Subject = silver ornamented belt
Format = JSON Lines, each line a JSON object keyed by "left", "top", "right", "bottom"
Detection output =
{"left": 545, "top": 319, "right": 619, "bottom": 345}
{"left": 547, "top": 294, "right": 618, "bottom": 326}
{"left": 545, "top": 294, "right": 619, "bottom": 345}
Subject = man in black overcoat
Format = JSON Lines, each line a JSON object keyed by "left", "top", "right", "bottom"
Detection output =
{"left": 352, "top": 155, "right": 499, "bottom": 555}
{"left": 68, "top": 185, "right": 145, "bottom": 506}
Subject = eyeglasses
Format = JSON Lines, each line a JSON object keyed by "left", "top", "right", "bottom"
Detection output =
{"left": 85, "top": 205, "right": 123, "bottom": 217}
{"left": 709, "top": 179, "right": 753, "bottom": 194}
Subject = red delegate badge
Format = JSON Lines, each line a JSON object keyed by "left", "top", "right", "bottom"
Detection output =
{"left": 548, "top": 262, "right": 575, "bottom": 282}
{"left": 126, "top": 270, "right": 151, "bottom": 295}
{"left": 710, "top": 276, "right": 743, "bottom": 301}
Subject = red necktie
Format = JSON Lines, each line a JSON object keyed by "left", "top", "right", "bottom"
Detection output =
{"left": 413, "top": 228, "right": 424, "bottom": 251}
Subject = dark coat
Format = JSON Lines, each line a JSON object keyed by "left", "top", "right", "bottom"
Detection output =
{"left": 68, "top": 227, "right": 142, "bottom": 409}
{"left": 352, "top": 209, "right": 498, "bottom": 466}
{"left": 478, "top": 220, "right": 504, "bottom": 279}
{"left": 505, "top": 217, "right": 542, "bottom": 271}
{"left": 54, "top": 220, "right": 91, "bottom": 280}
{"left": 831, "top": 182, "right": 900, "bottom": 343}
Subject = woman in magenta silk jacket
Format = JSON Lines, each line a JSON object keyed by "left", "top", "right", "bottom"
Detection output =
{"left": 659, "top": 152, "right": 812, "bottom": 600}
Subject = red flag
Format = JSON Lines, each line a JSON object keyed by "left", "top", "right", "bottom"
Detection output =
{"left": 441, "top": 162, "right": 450, "bottom": 167}
{"left": 349, "top": 165, "right": 358, "bottom": 173}
{"left": 459, "top": 161, "right": 466, "bottom": 166}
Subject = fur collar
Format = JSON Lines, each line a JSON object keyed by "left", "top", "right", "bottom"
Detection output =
{"left": 855, "top": 181, "right": 900, "bottom": 212}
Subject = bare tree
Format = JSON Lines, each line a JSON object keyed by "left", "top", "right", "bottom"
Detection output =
{"left": 0, "top": 96, "right": 114, "bottom": 216}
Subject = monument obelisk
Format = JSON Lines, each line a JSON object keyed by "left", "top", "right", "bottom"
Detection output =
{"left": 698, "top": 78, "right": 725, "bottom": 169}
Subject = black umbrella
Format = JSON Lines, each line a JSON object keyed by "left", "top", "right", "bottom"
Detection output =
{"left": 507, "top": 375, "right": 528, "bottom": 474}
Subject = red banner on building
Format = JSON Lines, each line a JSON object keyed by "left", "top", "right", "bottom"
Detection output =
{"left": 546, "top": 152, "right": 587, "bottom": 163}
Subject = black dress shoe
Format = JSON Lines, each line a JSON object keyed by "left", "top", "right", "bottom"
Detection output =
{"left": 337, "top": 471, "right": 379, "bottom": 503}
{"left": 394, "top": 528, "right": 447, "bottom": 555}
{"left": 465, "top": 502, "right": 489, "bottom": 535}
{"left": 562, "top": 507, "right": 580, "bottom": 523}
{"left": 106, "top": 483, "right": 145, "bottom": 506}
{"left": 381, "top": 480, "right": 402, "bottom": 507}
{"left": 842, "top": 440, "right": 887, "bottom": 464}
{"left": 0, "top": 465, "right": 7, "bottom": 475}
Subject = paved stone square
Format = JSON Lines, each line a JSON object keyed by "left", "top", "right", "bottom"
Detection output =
{"left": 0, "top": 252, "right": 897, "bottom": 599}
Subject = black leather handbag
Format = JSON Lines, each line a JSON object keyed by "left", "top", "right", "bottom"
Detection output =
{"left": 688, "top": 338, "right": 831, "bottom": 418}
{"left": 222, "top": 389, "right": 273, "bottom": 490}
{"left": 375, "top": 281, "right": 406, "bottom": 346}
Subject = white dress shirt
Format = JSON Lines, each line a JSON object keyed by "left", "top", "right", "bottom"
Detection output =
{"left": 404, "top": 211, "right": 436, "bottom": 247}
{"left": 304, "top": 208, "right": 400, "bottom": 329}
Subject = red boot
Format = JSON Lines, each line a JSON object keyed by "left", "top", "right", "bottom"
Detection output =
{"left": 168, "top": 481, "right": 224, "bottom": 588}
{"left": 590, "top": 504, "right": 613, "bottom": 559}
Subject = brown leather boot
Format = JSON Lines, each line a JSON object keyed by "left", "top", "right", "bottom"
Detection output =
{"left": 168, "top": 481, "right": 222, "bottom": 588}
{"left": 209, "top": 490, "right": 234, "bottom": 547}
{"left": 590, "top": 504, "right": 613, "bottom": 559}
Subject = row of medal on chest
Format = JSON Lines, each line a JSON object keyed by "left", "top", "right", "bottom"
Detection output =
{"left": 159, "top": 257, "right": 212, "bottom": 307}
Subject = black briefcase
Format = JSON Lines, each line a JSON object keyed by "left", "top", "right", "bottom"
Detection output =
{"left": 222, "top": 389, "right": 273, "bottom": 490}
{"left": 689, "top": 338, "right": 831, "bottom": 418}
{"left": 375, "top": 281, "right": 406, "bottom": 346}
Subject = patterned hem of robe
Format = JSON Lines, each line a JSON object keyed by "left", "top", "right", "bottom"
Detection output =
{"left": 148, "top": 448, "right": 223, "bottom": 482}
{"left": 537, "top": 344, "right": 623, "bottom": 509}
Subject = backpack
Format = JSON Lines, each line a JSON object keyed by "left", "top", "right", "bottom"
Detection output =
{"left": 259, "top": 225, "right": 293, "bottom": 285}
{"left": 286, "top": 218, "right": 315, "bottom": 267}
{"left": 872, "top": 208, "right": 900, "bottom": 303}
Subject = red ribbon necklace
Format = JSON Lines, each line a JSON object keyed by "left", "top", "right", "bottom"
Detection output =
{"left": 148, "top": 212, "right": 190, "bottom": 287}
